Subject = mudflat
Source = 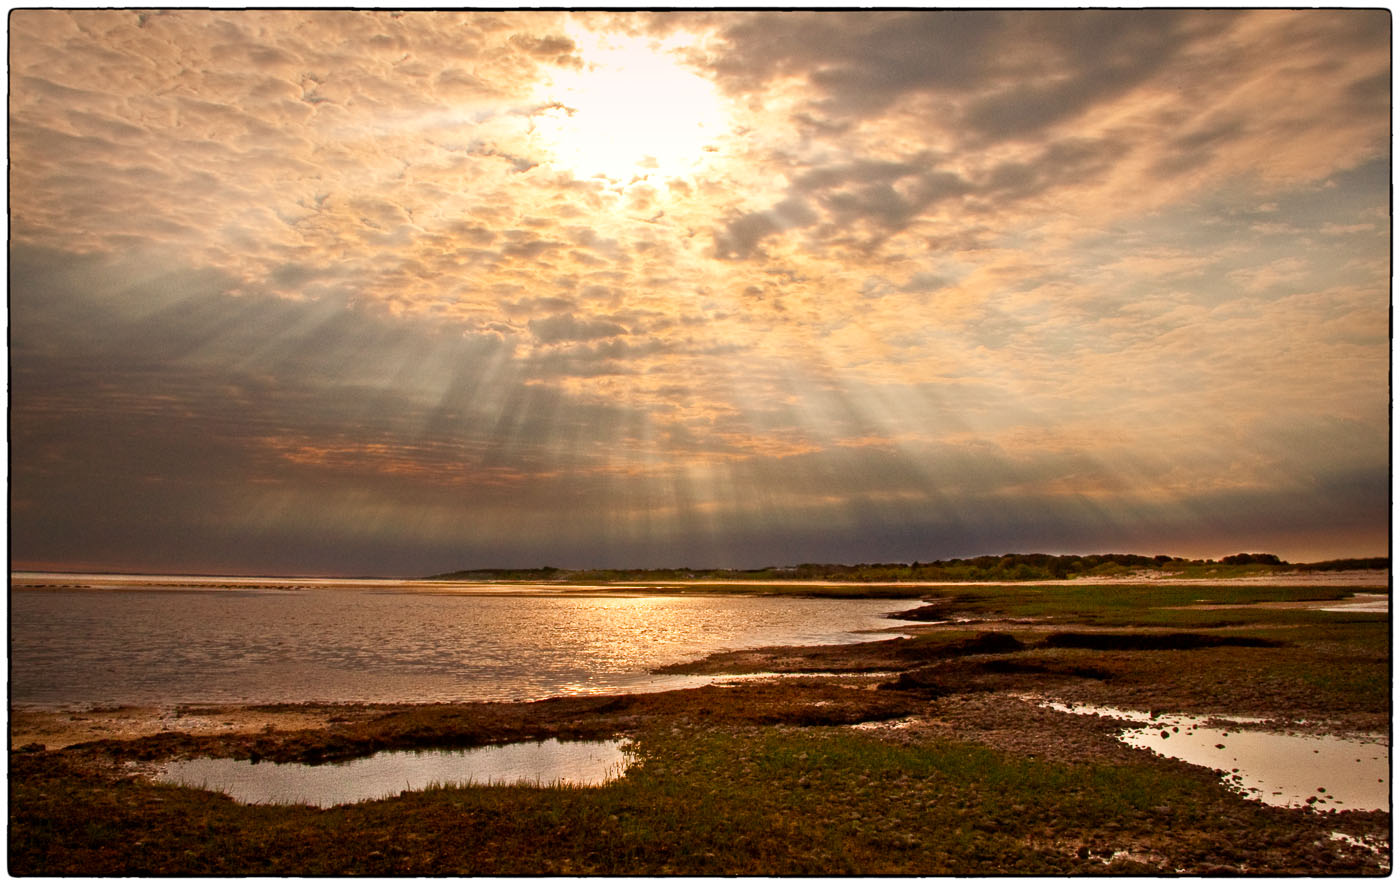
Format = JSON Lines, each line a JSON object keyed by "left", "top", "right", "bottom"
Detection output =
{"left": 9, "top": 578, "right": 1390, "bottom": 875}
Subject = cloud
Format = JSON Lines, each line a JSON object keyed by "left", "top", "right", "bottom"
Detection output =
{"left": 706, "top": 11, "right": 1237, "bottom": 141}
{"left": 528, "top": 312, "right": 630, "bottom": 343}
{"left": 708, "top": 12, "right": 1002, "bottom": 112}
{"left": 508, "top": 33, "right": 580, "bottom": 65}
{"left": 964, "top": 12, "right": 1236, "bottom": 141}
{"left": 6, "top": 10, "right": 1390, "bottom": 572}
{"left": 899, "top": 272, "right": 947, "bottom": 294}
{"left": 710, "top": 137, "right": 1127, "bottom": 260}
{"left": 713, "top": 197, "right": 818, "bottom": 259}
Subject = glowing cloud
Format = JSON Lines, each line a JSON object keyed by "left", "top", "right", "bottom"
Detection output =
{"left": 531, "top": 26, "right": 731, "bottom": 182}
{"left": 7, "top": 10, "right": 1390, "bottom": 574}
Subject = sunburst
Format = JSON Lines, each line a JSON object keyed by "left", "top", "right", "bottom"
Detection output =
{"left": 531, "top": 27, "right": 729, "bottom": 182}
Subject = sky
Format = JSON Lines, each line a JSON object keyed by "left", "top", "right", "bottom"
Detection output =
{"left": 8, "top": 9, "right": 1392, "bottom": 576}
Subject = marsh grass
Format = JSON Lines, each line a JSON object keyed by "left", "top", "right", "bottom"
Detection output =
{"left": 11, "top": 721, "right": 1385, "bottom": 875}
{"left": 910, "top": 583, "right": 1374, "bottom": 627}
{"left": 9, "top": 580, "right": 1389, "bottom": 876}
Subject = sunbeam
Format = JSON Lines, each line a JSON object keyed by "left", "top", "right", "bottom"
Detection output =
{"left": 8, "top": 10, "right": 1390, "bottom": 573}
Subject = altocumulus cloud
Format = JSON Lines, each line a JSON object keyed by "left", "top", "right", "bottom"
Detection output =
{"left": 8, "top": 9, "right": 1391, "bottom": 574}
{"left": 529, "top": 313, "right": 630, "bottom": 343}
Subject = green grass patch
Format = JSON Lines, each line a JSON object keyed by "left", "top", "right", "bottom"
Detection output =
{"left": 13, "top": 724, "right": 1382, "bottom": 876}
{"left": 912, "top": 583, "right": 1379, "bottom": 628}
{"left": 10, "top": 579, "right": 1389, "bottom": 876}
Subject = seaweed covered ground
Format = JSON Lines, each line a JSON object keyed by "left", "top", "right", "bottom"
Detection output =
{"left": 8, "top": 580, "right": 1391, "bottom": 876}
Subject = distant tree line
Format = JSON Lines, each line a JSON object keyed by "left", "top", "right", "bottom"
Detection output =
{"left": 1219, "top": 553, "right": 1282, "bottom": 565}
{"left": 428, "top": 553, "right": 1388, "bottom": 583}
{"left": 1294, "top": 556, "right": 1389, "bottom": 572}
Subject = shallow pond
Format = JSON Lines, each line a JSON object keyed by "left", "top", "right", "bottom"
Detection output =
{"left": 1041, "top": 701, "right": 1388, "bottom": 812}
{"left": 155, "top": 738, "right": 630, "bottom": 808}
{"left": 1317, "top": 594, "right": 1389, "bottom": 613}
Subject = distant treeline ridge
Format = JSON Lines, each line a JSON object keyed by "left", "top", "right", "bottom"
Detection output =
{"left": 428, "top": 553, "right": 1389, "bottom": 583}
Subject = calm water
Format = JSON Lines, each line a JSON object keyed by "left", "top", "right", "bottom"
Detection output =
{"left": 156, "top": 739, "right": 630, "bottom": 807}
{"left": 1041, "top": 701, "right": 1389, "bottom": 813}
{"left": 10, "top": 579, "right": 917, "bottom": 707}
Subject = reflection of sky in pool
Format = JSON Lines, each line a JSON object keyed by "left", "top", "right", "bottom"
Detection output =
{"left": 1317, "top": 594, "right": 1389, "bottom": 613}
{"left": 156, "top": 739, "right": 630, "bottom": 808}
{"left": 1039, "top": 701, "right": 1388, "bottom": 812}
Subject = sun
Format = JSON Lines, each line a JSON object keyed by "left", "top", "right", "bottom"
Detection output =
{"left": 532, "top": 28, "right": 729, "bottom": 182}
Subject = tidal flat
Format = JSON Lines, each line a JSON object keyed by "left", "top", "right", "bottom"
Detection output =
{"left": 8, "top": 577, "right": 1390, "bottom": 875}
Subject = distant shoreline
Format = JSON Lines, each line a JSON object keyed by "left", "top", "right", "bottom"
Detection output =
{"left": 9, "top": 568, "right": 1392, "bottom": 593}
{"left": 8, "top": 553, "right": 1390, "bottom": 586}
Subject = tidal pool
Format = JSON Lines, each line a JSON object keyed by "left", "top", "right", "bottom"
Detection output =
{"left": 1039, "top": 701, "right": 1388, "bottom": 812}
{"left": 156, "top": 738, "right": 630, "bottom": 808}
{"left": 1318, "top": 594, "right": 1389, "bottom": 613}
